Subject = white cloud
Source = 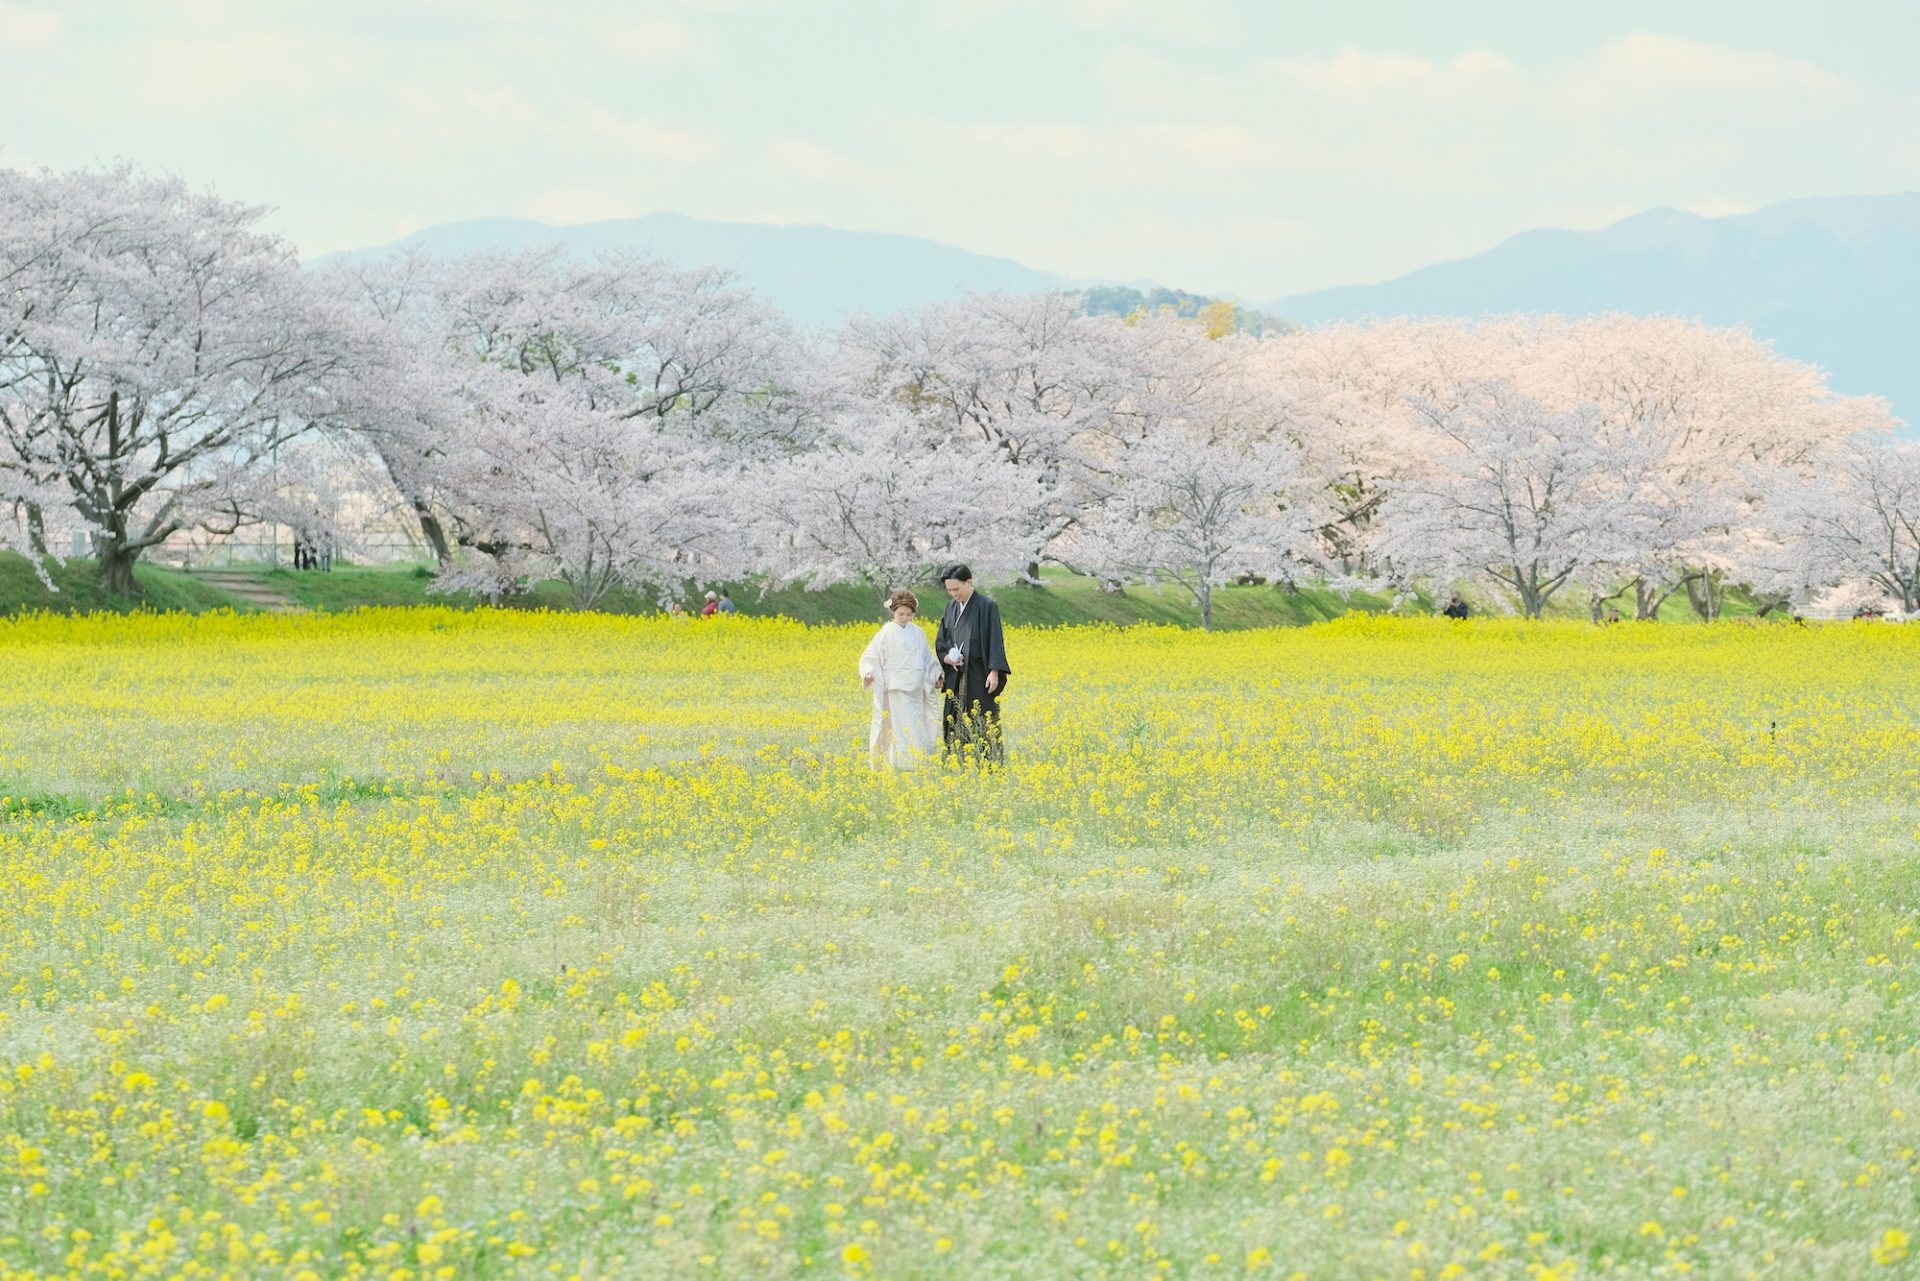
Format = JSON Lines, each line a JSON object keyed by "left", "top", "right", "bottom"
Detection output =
{"left": 574, "top": 103, "right": 719, "bottom": 163}
{"left": 933, "top": 0, "right": 1233, "bottom": 39}
{"left": 1678, "top": 197, "right": 1762, "bottom": 218}
{"left": 1274, "top": 47, "right": 1523, "bottom": 100}
{"left": 1280, "top": 49, "right": 1436, "bottom": 93}
{"left": 1566, "top": 32, "right": 1854, "bottom": 104}
{"left": 130, "top": 31, "right": 332, "bottom": 110}
{"left": 929, "top": 0, "right": 1017, "bottom": 30}
{"left": 1066, "top": 0, "right": 1235, "bottom": 43}
{"left": 524, "top": 187, "right": 641, "bottom": 224}
{"left": 768, "top": 138, "right": 893, "bottom": 186}
{"left": 609, "top": 16, "right": 694, "bottom": 64}
{"left": 0, "top": 1, "right": 59, "bottom": 47}
{"left": 1170, "top": 124, "right": 1263, "bottom": 166}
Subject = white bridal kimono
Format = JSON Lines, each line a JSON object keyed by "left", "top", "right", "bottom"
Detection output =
{"left": 859, "top": 620, "right": 943, "bottom": 769}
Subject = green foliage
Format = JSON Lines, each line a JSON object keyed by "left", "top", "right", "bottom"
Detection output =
{"left": 1077, "top": 285, "right": 1293, "bottom": 336}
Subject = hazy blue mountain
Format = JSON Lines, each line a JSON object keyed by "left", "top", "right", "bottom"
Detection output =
{"left": 313, "top": 212, "right": 1069, "bottom": 326}
{"left": 1269, "top": 194, "right": 1920, "bottom": 427}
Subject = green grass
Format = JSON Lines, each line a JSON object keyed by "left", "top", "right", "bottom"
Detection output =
{"left": 263, "top": 563, "right": 444, "bottom": 610}
{"left": 0, "top": 553, "right": 247, "bottom": 614}
{"left": 11, "top": 553, "right": 1422, "bottom": 629}
{"left": 723, "top": 571, "right": 1417, "bottom": 628}
{"left": 1, "top": 551, "right": 1778, "bottom": 629}
{"left": 269, "top": 564, "right": 1422, "bottom": 628}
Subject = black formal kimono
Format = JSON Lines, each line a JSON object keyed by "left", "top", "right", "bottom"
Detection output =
{"left": 934, "top": 590, "right": 1011, "bottom": 761}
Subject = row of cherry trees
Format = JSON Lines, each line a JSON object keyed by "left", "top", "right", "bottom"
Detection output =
{"left": 1, "top": 166, "right": 1907, "bottom": 621}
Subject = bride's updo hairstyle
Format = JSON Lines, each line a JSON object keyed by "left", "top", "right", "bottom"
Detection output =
{"left": 885, "top": 588, "right": 919, "bottom": 615}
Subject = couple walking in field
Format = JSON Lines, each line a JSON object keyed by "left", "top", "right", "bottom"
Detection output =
{"left": 858, "top": 563, "right": 1011, "bottom": 769}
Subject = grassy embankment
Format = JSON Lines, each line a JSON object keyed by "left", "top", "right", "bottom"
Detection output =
{"left": 0, "top": 553, "right": 1414, "bottom": 627}
{"left": 0, "top": 551, "right": 241, "bottom": 614}
{"left": 0, "top": 552, "right": 1774, "bottom": 628}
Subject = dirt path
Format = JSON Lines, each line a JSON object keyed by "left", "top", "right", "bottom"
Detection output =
{"left": 194, "top": 569, "right": 308, "bottom": 614}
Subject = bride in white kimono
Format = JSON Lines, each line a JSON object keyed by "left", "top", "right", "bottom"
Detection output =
{"left": 859, "top": 588, "right": 943, "bottom": 769}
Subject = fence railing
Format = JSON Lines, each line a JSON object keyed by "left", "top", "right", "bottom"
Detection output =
{"left": 146, "top": 536, "right": 434, "bottom": 570}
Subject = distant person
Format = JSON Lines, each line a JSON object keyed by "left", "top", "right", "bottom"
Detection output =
{"left": 933, "top": 563, "right": 1011, "bottom": 764}
{"left": 1441, "top": 593, "right": 1470, "bottom": 620}
{"left": 717, "top": 592, "right": 737, "bottom": 616}
{"left": 701, "top": 590, "right": 719, "bottom": 618}
{"left": 663, "top": 598, "right": 686, "bottom": 619}
{"left": 859, "top": 588, "right": 942, "bottom": 769}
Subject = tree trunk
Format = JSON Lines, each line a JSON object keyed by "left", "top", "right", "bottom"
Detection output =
{"left": 1514, "top": 567, "right": 1544, "bottom": 619}
{"left": 22, "top": 503, "right": 47, "bottom": 556}
{"left": 1589, "top": 582, "right": 1625, "bottom": 623}
{"left": 1021, "top": 559, "right": 1042, "bottom": 585}
{"left": 100, "top": 544, "right": 140, "bottom": 596}
{"left": 1635, "top": 577, "right": 1660, "bottom": 621}
{"left": 1685, "top": 569, "right": 1723, "bottom": 622}
{"left": 414, "top": 501, "right": 452, "bottom": 566}
{"left": 1197, "top": 581, "right": 1213, "bottom": 631}
{"left": 1638, "top": 573, "right": 1695, "bottom": 621}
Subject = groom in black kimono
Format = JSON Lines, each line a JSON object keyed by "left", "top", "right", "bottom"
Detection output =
{"left": 933, "top": 563, "right": 1011, "bottom": 763}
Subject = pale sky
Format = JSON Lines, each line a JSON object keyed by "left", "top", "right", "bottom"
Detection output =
{"left": 2, "top": 0, "right": 1915, "bottom": 299}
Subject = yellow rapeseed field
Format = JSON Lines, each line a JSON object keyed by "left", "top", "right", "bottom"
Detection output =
{"left": 2, "top": 609, "right": 1919, "bottom": 1280}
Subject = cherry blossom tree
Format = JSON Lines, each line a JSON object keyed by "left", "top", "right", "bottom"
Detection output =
{"left": 14, "top": 158, "right": 1908, "bottom": 619}
{"left": 1375, "top": 384, "right": 1663, "bottom": 618}
{"left": 1552, "top": 407, "right": 1738, "bottom": 621}
{"left": 750, "top": 404, "right": 1047, "bottom": 592}
{"left": 1083, "top": 429, "right": 1307, "bottom": 629}
{"left": 445, "top": 251, "right": 794, "bottom": 604}
{"left": 1049, "top": 315, "right": 1314, "bottom": 623}
{"left": 1526, "top": 315, "right": 1895, "bottom": 618}
{"left": 1749, "top": 438, "right": 1920, "bottom": 613}
{"left": 1260, "top": 314, "right": 1893, "bottom": 616}
{"left": 312, "top": 249, "right": 475, "bottom": 565}
{"left": 0, "top": 388, "right": 68, "bottom": 577}
{"left": 0, "top": 164, "right": 372, "bottom": 593}
{"left": 842, "top": 291, "right": 1129, "bottom": 579}
{"left": 325, "top": 246, "right": 804, "bottom": 606}
{"left": 1253, "top": 318, "right": 1537, "bottom": 581}
{"left": 427, "top": 370, "right": 742, "bottom": 607}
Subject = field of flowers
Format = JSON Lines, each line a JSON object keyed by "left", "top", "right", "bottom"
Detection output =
{"left": 3, "top": 609, "right": 1919, "bottom": 1279}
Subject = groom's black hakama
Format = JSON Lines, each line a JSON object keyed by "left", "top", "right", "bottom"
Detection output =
{"left": 935, "top": 591, "right": 1011, "bottom": 763}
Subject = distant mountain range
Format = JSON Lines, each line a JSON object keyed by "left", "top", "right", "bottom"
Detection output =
{"left": 321, "top": 193, "right": 1918, "bottom": 425}
{"left": 1269, "top": 194, "right": 1919, "bottom": 427}
{"left": 313, "top": 212, "right": 1067, "bottom": 325}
